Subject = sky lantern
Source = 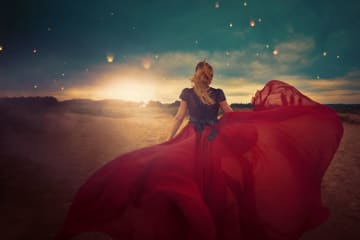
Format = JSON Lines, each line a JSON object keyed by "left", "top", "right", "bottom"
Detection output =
{"left": 215, "top": 1, "right": 220, "bottom": 8}
{"left": 0, "top": 45, "right": 3, "bottom": 51}
{"left": 142, "top": 57, "right": 151, "bottom": 69}
{"left": 250, "top": 20, "right": 255, "bottom": 27}
{"left": 106, "top": 53, "right": 115, "bottom": 63}
{"left": 273, "top": 49, "right": 279, "bottom": 56}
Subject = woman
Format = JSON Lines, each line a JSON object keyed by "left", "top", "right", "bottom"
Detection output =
{"left": 168, "top": 60, "right": 233, "bottom": 141}
{"left": 56, "top": 61, "right": 343, "bottom": 240}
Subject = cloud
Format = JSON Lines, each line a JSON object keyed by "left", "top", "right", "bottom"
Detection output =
{"left": 60, "top": 38, "right": 359, "bottom": 103}
{"left": 1, "top": 36, "right": 358, "bottom": 104}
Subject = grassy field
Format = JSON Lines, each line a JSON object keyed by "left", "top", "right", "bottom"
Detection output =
{"left": 0, "top": 105, "right": 359, "bottom": 239}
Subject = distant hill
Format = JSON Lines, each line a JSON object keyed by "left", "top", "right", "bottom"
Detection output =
{"left": 326, "top": 104, "right": 360, "bottom": 114}
{"left": 1, "top": 97, "right": 359, "bottom": 117}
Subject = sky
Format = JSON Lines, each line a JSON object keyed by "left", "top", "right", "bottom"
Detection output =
{"left": 0, "top": 0, "right": 359, "bottom": 104}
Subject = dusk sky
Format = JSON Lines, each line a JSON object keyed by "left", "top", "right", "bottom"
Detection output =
{"left": 0, "top": 0, "right": 359, "bottom": 103}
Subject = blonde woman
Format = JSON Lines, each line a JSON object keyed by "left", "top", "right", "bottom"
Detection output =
{"left": 57, "top": 61, "right": 343, "bottom": 240}
{"left": 168, "top": 60, "right": 233, "bottom": 140}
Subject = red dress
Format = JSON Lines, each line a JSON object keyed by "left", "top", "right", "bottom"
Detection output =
{"left": 56, "top": 80, "right": 343, "bottom": 240}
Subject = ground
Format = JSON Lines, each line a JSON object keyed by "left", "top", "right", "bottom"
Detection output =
{"left": 0, "top": 109, "right": 359, "bottom": 240}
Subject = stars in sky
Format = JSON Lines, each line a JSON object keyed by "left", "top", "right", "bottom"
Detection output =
{"left": 0, "top": 0, "right": 356, "bottom": 103}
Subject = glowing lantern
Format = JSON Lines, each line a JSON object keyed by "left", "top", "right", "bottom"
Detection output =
{"left": 215, "top": 1, "right": 220, "bottom": 8}
{"left": 142, "top": 58, "right": 151, "bottom": 69}
{"left": 250, "top": 20, "right": 255, "bottom": 27}
{"left": 107, "top": 54, "right": 115, "bottom": 63}
{"left": 273, "top": 49, "right": 279, "bottom": 56}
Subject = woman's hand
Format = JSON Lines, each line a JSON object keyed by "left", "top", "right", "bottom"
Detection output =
{"left": 219, "top": 100, "right": 233, "bottom": 113}
{"left": 167, "top": 100, "right": 188, "bottom": 141}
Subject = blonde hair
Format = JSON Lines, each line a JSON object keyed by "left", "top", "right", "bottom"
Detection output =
{"left": 190, "top": 60, "right": 215, "bottom": 105}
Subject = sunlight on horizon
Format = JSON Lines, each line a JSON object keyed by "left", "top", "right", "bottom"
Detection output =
{"left": 97, "top": 81, "right": 157, "bottom": 102}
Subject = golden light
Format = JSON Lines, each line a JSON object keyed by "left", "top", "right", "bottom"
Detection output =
{"left": 107, "top": 53, "right": 115, "bottom": 63}
{"left": 273, "top": 49, "right": 279, "bottom": 56}
{"left": 250, "top": 20, "right": 255, "bottom": 27}
{"left": 142, "top": 58, "right": 152, "bottom": 69}
{"left": 99, "top": 81, "right": 156, "bottom": 102}
{"left": 215, "top": 1, "right": 220, "bottom": 8}
{"left": 0, "top": 45, "right": 3, "bottom": 51}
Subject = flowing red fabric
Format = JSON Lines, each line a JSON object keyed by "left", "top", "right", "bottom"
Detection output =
{"left": 56, "top": 80, "right": 343, "bottom": 240}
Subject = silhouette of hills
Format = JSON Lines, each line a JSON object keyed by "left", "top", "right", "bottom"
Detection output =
{"left": 0, "top": 97, "right": 359, "bottom": 117}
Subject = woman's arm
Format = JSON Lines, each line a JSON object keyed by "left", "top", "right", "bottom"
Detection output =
{"left": 167, "top": 100, "right": 188, "bottom": 141}
{"left": 219, "top": 100, "right": 233, "bottom": 113}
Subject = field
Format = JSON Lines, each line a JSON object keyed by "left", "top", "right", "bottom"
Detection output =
{"left": 0, "top": 102, "right": 359, "bottom": 239}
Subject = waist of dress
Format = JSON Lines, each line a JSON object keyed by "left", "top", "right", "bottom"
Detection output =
{"left": 189, "top": 117, "right": 218, "bottom": 140}
{"left": 189, "top": 117, "right": 218, "bottom": 125}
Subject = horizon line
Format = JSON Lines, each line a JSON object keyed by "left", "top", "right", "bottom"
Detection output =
{"left": 1, "top": 95, "right": 360, "bottom": 105}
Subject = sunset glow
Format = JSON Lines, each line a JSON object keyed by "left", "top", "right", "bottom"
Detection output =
{"left": 99, "top": 82, "right": 156, "bottom": 102}
{"left": 0, "top": 1, "right": 358, "bottom": 104}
